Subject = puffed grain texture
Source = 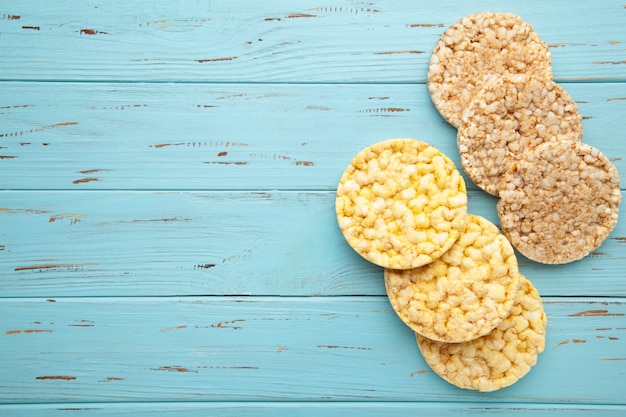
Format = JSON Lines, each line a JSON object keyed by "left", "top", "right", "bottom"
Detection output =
{"left": 428, "top": 12, "right": 552, "bottom": 128}
{"left": 458, "top": 74, "right": 583, "bottom": 196}
{"left": 385, "top": 214, "right": 520, "bottom": 342}
{"left": 417, "top": 275, "right": 547, "bottom": 392}
{"left": 498, "top": 140, "right": 621, "bottom": 264}
{"left": 336, "top": 138, "right": 468, "bottom": 269}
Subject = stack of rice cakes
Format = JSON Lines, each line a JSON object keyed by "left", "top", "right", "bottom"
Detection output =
{"left": 335, "top": 10, "right": 622, "bottom": 393}
{"left": 336, "top": 138, "right": 547, "bottom": 392}
{"left": 428, "top": 11, "right": 621, "bottom": 264}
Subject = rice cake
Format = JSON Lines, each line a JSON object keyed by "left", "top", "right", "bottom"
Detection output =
{"left": 428, "top": 12, "right": 552, "bottom": 128}
{"left": 336, "top": 139, "right": 468, "bottom": 269}
{"left": 417, "top": 275, "right": 547, "bottom": 392}
{"left": 384, "top": 214, "right": 520, "bottom": 342}
{"left": 498, "top": 140, "right": 621, "bottom": 264}
{"left": 458, "top": 74, "right": 583, "bottom": 196}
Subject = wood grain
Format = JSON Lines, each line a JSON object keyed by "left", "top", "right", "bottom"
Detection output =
{"left": 0, "top": 82, "right": 624, "bottom": 190}
{"left": 0, "top": 0, "right": 624, "bottom": 82}
{"left": 2, "top": 403, "right": 626, "bottom": 416}
{"left": 1, "top": 0, "right": 625, "bottom": 414}
{"left": 1, "top": 191, "right": 624, "bottom": 298}
{"left": 1, "top": 297, "right": 625, "bottom": 404}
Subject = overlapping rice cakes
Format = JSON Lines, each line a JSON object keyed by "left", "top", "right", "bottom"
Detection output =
{"left": 417, "top": 275, "right": 547, "bottom": 392}
{"left": 458, "top": 74, "right": 583, "bottom": 196}
{"left": 385, "top": 214, "right": 521, "bottom": 342}
{"left": 428, "top": 11, "right": 552, "bottom": 128}
{"left": 498, "top": 140, "right": 621, "bottom": 264}
{"left": 336, "top": 139, "right": 468, "bottom": 269}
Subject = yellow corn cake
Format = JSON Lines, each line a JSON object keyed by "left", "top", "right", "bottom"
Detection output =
{"left": 417, "top": 275, "right": 547, "bottom": 392}
{"left": 385, "top": 214, "right": 520, "bottom": 342}
{"left": 336, "top": 139, "right": 468, "bottom": 269}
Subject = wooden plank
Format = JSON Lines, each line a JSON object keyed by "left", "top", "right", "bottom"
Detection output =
{"left": 1, "top": 402, "right": 626, "bottom": 417}
{"left": 1, "top": 191, "right": 624, "bottom": 298}
{"left": 1, "top": 1, "right": 624, "bottom": 415}
{"left": 0, "top": 296, "right": 625, "bottom": 404}
{"left": 0, "top": 82, "right": 624, "bottom": 190}
{"left": 0, "top": 0, "right": 624, "bottom": 83}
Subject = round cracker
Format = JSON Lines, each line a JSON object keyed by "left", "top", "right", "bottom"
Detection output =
{"left": 498, "top": 140, "right": 621, "bottom": 264}
{"left": 428, "top": 12, "right": 552, "bottom": 128}
{"left": 417, "top": 275, "right": 547, "bottom": 392}
{"left": 336, "top": 139, "right": 468, "bottom": 269}
{"left": 458, "top": 74, "right": 583, "bottom": 196}
{"left": 384, "top": 214, "right": 520, "bottom": 342}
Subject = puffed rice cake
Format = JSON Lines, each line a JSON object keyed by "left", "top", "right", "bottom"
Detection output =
{"left": 458, "top": 74, "right": 583, "bottom": 196}
{"left": 417, "top": 275, "right": 547, "bottom": 392}
{"left": 336, "top": 139, "right": 468, "bottom": 269}
{"left": 498, "top": 140, "right": 621, "bottom": 264}
{"left": 427, "top": 11, "right": 552, "bottom": 128}
{"left": 384, "top": 214, "right": 521, "bottom": 342}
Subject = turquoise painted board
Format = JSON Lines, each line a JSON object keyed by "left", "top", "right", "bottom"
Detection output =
{"left": 0, "top": 191, "right": 624, "bottom": 297}
{"left": 1, "top": 0, "right": 626, "bottom": 415}
{"left": 0, "top": 0, "right": 624, "bottom": 82}
{"left": 1, "top": 297, "right": 625, "bottom": 404}
{"left": 3, "top": 403, "right": 626, "bottom": 417}
{"left": 0, "top": 82, "right": 624, "bottom": 190}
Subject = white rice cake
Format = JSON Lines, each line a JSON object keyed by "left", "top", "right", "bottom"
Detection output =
{"left": 458, "top": 74, "right": 583, "bottom": 196}
{"left": 498, "top": 140, "right": 621, "bottom": 264}
{"left": 428, "top": 12, "right": 552, "bottom": 128}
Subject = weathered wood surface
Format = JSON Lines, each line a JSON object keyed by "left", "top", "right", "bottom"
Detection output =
{"left": 0, "top": 0, "right": 624, "bottom": 82}
{"left": 0, "top": 82, "right": 624, "bottom": 190}
{"left": 2, "top": 404, "right": 626, "bottom": 417}
{"left": 1, "top": 0, "right": 625, "bottom": 415}
{"left": 1, "top": 297, "right": 625, "bottom": 404}
{"left": 1, "top": 191, "right": 625, "bottom": 298}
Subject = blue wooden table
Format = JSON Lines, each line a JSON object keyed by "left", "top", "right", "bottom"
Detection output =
{"left": 1, "top": 1, "right": 625, "bottom": 415}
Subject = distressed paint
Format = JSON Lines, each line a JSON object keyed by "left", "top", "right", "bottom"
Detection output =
{"left": 1, "top": 403, "right": 626, "bottom": 417}
{"left": 0, "top": 1, "right": 624, "bottom": 82}
{"left": 0, "top": 83, "right": 624, "bottom": 190}
{"left": 0, "top": 191, "right": 624, "bottom": 297}
{"left": 0, "top": 297, "right": 625, "bottom": 404}
{"left": 1, "top": 0, "right": 625, "bottom": 415}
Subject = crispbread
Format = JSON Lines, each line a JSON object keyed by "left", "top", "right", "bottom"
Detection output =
{"left": 384, "top": 214, "right": 520, "bottom": 342}
{"left": 458, "top": 74, "right": 583, "bottom": 196}
{"left": 336, "top": 139, "right": 468, "bottom": 269}
{"left": 428, "top": 12, "right": 552, "bottom": 128}
{"left": 498, "top": 140, "right": 621, "bottom": 264}
{"left": 417, "top": 275, "right": 547, "bottom": 392}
